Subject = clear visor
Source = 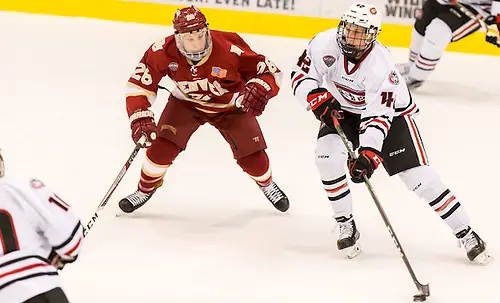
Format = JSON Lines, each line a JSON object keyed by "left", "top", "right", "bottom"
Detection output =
{"left": 177, "top": 27, "right": 208, "bottom": 54}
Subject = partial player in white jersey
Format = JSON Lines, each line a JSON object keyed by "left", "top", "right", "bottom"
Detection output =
{"left": 397, "top": 0, "right": 500, "bottom": 88}
{"left": 291, "top": 2, "right": 491, "bottom": 264}
{"left": 0, "top": 152, "right": 84, "bottom": 303}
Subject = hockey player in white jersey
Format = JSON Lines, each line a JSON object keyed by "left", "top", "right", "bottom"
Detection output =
{"left": 397, "top": 0, "right": 500, "bottom": 88}
{"left": 0, "top": 152, "right": 84, "bottom": 303}
{"left": 291, "top": 2, "right": 491, "bottom": 264}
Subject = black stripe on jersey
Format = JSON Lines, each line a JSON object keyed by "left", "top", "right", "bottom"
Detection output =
{"left": 429, "top": 189, "right": 451, "bottom": 207}
{"left": 328, "top": 189, "right": 350, "bottom": 201}
{"left": 290, "top": 71, "right": 296, "bottom": 79}
{"left": 322, "top": 175, "right": 346, "bottom": 185}
{"left": 441, "top": 202, "right": 461, "bottom": 220}
{"left": 395, "top": 87, "right": 413, "bottom": 113}
{"left": 0, "top": 255, "right": 49, "bottom": 269}
{"left": 360, "top": 115, "right": 390, "bottom": 123}
{"left": 418, "top": 55, "right": 440, "bottom": 62}
{"left": 360, "top": 125, "right": 387, "bottom": 137}
{"left": 293, "top": 77, "right": 317, "bottom": 95}
{"left": 0, "top": 272, "right": 58, "bottom": 292}
{"left": 53, "top": 222, "right": 82, "bottom": 250}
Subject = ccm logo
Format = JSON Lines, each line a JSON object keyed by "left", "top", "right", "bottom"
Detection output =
{"left": 310, "top": 92, "right": 329, "bottom": 108}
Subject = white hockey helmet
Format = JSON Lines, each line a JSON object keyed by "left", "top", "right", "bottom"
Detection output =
{"left": 337, "top": 3, "right": 382, "bottom": 59}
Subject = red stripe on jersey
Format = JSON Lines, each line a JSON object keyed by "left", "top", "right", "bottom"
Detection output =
{"left": 361, "top": 118, "right": 390, "bottom": 134}
{"left": 0, "top": 263, "right": 50, "bottom": 279}
{"left": 372, "top": 118, "right": 389, "bottom": 130}
{"left": 291, "top": 73, "right": 304, "bottom": 88}
{"left": 64, "top": 237, "right": 82, "bottom": 256}
{"left": 400, "top": 104, "right": 417, "bottom": 116}
{"left": 408, "top": 117, "right": 427, "bottom": 165}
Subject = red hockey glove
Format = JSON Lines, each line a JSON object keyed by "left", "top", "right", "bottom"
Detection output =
{"left": 347, "top": 147, "right": 383, "bottom": 183}
{"left": 238, "top": 79, "right": 272, "bottom": 116}
{"left": 129, "top": 109, "right": 157, "bottom": 147}
{"left": 485, "top": 14, "right": 500, "bottom": 47}
{"left": 306, "top": 88, "right": 343, "bottom": 129}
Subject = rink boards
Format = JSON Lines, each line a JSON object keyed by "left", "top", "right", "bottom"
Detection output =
{"left": 0, "top": 0, "right": 498, "bottom": 56}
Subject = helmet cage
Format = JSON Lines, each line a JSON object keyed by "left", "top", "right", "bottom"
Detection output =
{"left": 337, "top": 20, "right": 379, "bottom": 59}
{"left": 175, "top": 27, "right": 212, "bottom": 61}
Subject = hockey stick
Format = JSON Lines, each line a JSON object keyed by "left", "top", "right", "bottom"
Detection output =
{"left": 82, "top": 134, "right": 146, "bottom": 237}
{"left": 330, "top": 112, "right": 430, "bottom": 302}
{"left": 451, "top": 1, "right": 500, "bottom": 46}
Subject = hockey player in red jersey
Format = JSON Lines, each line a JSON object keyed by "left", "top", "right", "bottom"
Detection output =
{"left": 119, "top": 6, "right": 289, "bottom": 213}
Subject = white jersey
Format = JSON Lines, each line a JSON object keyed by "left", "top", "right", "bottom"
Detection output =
{"left": 291, "top": 28, "right": 418, "bottom": 152}
{"left": 0, "top": 176, "right": 83, "bottom": 303}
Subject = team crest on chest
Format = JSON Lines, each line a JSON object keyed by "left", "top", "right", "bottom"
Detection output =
{"left": 323, "top": 55, "right": 336, "bottom": 67}
{"left": 168, "top": 62, "right": 178, "bottom": 71}
{"left": 388, "top": 71, "right": 399, "bottom": 85}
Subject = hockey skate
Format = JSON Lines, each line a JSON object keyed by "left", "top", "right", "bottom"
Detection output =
{"left": 396, "top": 62, "right": 410, "bottom": 76}
{"left": 456, "top": 227, "right": 492, "bottom": 265}
{"left": 396, "top": 63, "right": 424, "bottom": 89}
{"left": 118, "top": 189, "right": 156, "bottom": 213}
{"left": 259, "top": 181, "right": 289, "bottom": 212}
{"left": 404, "top": 77, "right": 424, "bottom": 89}
{"left": 336, "top": 216, "right": 361, "bottom": 259}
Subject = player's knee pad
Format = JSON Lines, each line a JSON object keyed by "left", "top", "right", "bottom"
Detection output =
{"left": 315, "top": 135, "right": 348, "bottom": 179}
{"left": 425, "top": 18, "right": 453, "bottom": 49}
{"left": 146, "top": 138, "right": 181, "bottom": 165}
{"left": 398, "top": 165, "right": 446, "bottom": 200}
{"left": 237, "top": 150, "right": 269, "bottom": 176}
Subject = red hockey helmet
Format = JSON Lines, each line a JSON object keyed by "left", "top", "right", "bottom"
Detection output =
{"left": 173, "top": 6, "right": 208, "bottom": 34}
{"left": 173, "top": 6, "right": 212, "bottom": 61}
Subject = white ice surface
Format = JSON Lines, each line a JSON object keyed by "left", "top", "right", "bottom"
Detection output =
{"left": 0, "top": 12, "right": 499, "bottom": 303}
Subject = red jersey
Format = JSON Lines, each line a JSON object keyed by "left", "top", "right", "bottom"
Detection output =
{"left": 126, "top": 30, "right": 282, "bottom": 115}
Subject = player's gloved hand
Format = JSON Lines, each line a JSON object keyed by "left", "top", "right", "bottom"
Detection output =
{"left": 306, "top": 88, "right": 343, "bottom": 129}
{"left": 48, "top": 249, "right": 76, "bottom": 270}
{"left": 238, "top": 79, "right": 272, "bottom": 116}
{"left": 129, "top": 109, "right": 157, "bottom": 147}
{"left": 347, "top": 147, "right": 383, "bottom": 183}
{"left": 485, "top": 14, "right": 500, "bottom": 47}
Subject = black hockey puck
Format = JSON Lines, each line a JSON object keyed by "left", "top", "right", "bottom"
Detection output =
{"left": 413, "top": 294, "right": 426, "bottom": 302}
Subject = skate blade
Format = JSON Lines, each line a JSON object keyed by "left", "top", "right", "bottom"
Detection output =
{"left": 340, "top": 243, "right": 361, "bottom": 259}
{"left": 473, "top": 250, "right": 493, "bottom": 265}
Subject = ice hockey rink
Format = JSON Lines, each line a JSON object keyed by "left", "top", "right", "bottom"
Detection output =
{"left": 1, "top": 11, "right": 499, "bottom": 303}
